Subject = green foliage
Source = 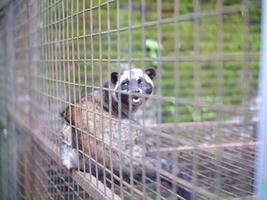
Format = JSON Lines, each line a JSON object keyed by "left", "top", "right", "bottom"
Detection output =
{"left": 40, "top": 0, "right": 261, "bottom": 123}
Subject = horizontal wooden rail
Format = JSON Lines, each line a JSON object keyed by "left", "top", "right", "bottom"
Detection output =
{"left": 7, "top": 107, "right": 122, "bottom": 200}
{"left": 8, "top": 106, "right": 225, "bottom": 200}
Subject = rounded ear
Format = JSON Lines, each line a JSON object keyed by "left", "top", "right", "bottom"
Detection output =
{"left": 111, "top": 72, "right": 118, "bottom": 84}
{"left": 145, "top": 68, "right": 156, "bottom": 80}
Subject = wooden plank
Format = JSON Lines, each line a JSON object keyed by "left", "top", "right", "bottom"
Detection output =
{"left": 8, "top": 107, "right": 122, "bottom": 200}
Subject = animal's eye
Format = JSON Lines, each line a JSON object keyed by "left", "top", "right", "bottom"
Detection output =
{"left": 138, "top": 79, "right": 143, "bottom": 84}
{"left": 122, "top": 81, "right": 129, "bottom": 86}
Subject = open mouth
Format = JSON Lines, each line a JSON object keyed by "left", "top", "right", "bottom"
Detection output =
{"left": 132, "top": 96, "right": 141, "bottom": 105}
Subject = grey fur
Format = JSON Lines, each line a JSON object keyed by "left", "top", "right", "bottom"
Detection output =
{"left": 60, "top": 67, "right": 193, "bottom": 199}
{"left": 61, "top": 67, "right": 156, "bottom": 175}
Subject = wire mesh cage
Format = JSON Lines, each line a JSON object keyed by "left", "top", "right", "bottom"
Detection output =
{"left": 0, "top": 0, "right": 263, "bottom": 200}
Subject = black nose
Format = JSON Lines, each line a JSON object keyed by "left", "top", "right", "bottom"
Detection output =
{"left": 132, "top": 88, "right": 140, "bottom": 93}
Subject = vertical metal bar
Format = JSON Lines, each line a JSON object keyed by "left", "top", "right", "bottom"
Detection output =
{"left": 216, "top": 0, "right": 224, "bottom": 104}
{"left": 82, "top": 0, "right": 88, "bottom": 184}
{"left": 192, "top": 0, "right": 200, "bottom": 198}
{"left": 76, "top": 0, "right": 81, "bottom": 118}
{"left": 127, "top": 0, "right": 135, "bottom": 198}
{"left": 0, "top": 12, "right": 8, "bottom": 200}
{"left": 75, "top": 2, "right": 82, "bottom": 188}
{"left": 98, "top": 0, "right": 107, "bottom": 195}
{"left": 0, "top": 132, "right": 2, "bottom": 200}
{"left": 90, "top": 0, "right": 97, "bottom": 182}
{"left": 106, "top": 1, "right": 115, "bottom": 198}
{"left": 115, "top": 1, "right": 124, "bottom": 198}
{"left": 193, "top": 0, "right": 201, "bottom": 112}
{"left": 242, "top": 0, "right": 250, "bottom": 108}
{"left": 140, "top": 1, "right": 148, "bottom": 199}
{"left": 27, "top": 0, "right": 32, "bottom": 128}
{"left": 42, "top": 0, "right": 47, "bottom": 137}
{"left": 62, "top": 0, "right": 67, "bottom": 129}
{"left": 47, "top": 0, "right": 51, "bottom": 142}
{"left": 214, "top": 0, "right": 224, "bottom": 196}
{"left": 156, "top": 0, "right": 162, "bottom": 199}
{"left": 173, "top": 0, "right": 180, "bottom": 198}
{"left": 54, "top": 0, "right": 60, "bottom": 136}
{"left": 70, "top": 0, "right": 79, "bottom": 178}
{"left": 57, "top": 0, "right": 62, "bottom": 133}
{"left": 256, "top": 0, "right": 267, "bottom": 199}
{"left": 1, "top": 129, "right": 7, "bottom": 200}
{"left": 23, "top": 1, "right": 37, "bottom": 196}
{"left": 5, "top": 3, "right": 18, "bottom": 200}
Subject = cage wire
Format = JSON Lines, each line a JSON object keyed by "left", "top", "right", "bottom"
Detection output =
{"left": 0, "top": 0, "right": 262, "bottom": 200}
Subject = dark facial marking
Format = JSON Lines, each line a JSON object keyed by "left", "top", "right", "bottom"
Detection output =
{"left": 137, "top": 77, "right": 144, "bottom": 84}
{"left": 116, "top": 79, "right": 141, "bottom": 106}
{"left": 113, "top": 69, "right": 155, "bottom": 110}
{"left": 111, "top": 72, "right": 118, "bottom": 84}
{"left": 121, "top": 79, "right": 129, "bottom": 90}
{"left": 143, "top": 82, "right": 153, "bottom": 95}
{"left": 145, "top": 68, "right": 156, "bottom": 80}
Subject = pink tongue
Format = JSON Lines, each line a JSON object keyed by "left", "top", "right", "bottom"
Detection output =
{"left": 133, "top": 97, "right": 140, "bottom": 103}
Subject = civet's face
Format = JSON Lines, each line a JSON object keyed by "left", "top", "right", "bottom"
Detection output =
{"left": 111, "top": 68, "right": 156, "bottom": 108}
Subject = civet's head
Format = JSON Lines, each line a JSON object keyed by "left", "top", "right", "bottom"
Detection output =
{"left": 110, "top": 68, "right": 156, "bottom": 109}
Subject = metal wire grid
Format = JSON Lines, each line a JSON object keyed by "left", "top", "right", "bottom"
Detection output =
{"left": 0, "top": 0, "right": 262, "bottom": 200}
{"left": 0, "top": 21, "right": 7, "bottom": 126}
{"left": 13, "top": 129, "right": 93, "bottom": 200}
